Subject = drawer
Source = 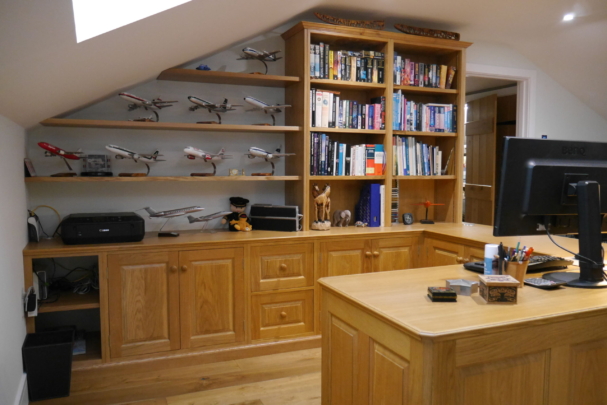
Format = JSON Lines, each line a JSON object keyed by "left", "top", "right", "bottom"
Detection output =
{"left": 250, "top": 243, "right": 314, "bottom": 292}
{"left": 251, "top": 290, "right": 314, "bottom": 340}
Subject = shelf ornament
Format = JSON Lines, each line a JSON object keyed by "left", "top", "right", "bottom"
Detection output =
{"left": 312, "top": 183, "right": 331, "bottom": 231}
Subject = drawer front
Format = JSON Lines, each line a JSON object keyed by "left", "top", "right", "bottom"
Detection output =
{"left": 251, "top": 290, "right": 314, "bottom": 340}
{"left": 250, "top": 243, "right": 314, "bottom": 292}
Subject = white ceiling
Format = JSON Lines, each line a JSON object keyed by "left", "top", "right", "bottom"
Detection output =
{"left": 1, "top": 0, "right": 606, "bottom": 129}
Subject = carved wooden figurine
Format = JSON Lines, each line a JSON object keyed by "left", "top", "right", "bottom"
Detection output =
{"left": 311, "top": 183, "right": 331, "bottom": 231}
{"left": 332, "top": 210, "right": 351, "bottom": 227}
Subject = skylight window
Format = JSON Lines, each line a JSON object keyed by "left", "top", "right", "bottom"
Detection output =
{"left": 72, "top": 0, "right": 191, "bottom": 43}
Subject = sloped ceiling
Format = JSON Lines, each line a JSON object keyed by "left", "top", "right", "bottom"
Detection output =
{"left": 1, "top": 0, "right": 606, "bottom": 129}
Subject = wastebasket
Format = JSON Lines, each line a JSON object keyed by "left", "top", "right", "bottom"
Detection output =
{"left": 22, "top": 329, "right": 74, "bottom": 401}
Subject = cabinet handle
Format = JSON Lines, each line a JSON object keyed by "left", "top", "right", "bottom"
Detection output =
{"left": 169, "top": 265, "right": 177, "bottom": 273}
{"left": 365, "top": 251, "right": 372, "bottom": 257}
{"left": 181, "top": 265, "right": 188, "bottom": 272}
{"left": 280, "top": 312, "right": 287, "bottom": 318}
{"left": 279, "top": 263, "right": 287, "bottom": 271}
{"left": 373, "top": 251, "right": 380, "bottom": 257}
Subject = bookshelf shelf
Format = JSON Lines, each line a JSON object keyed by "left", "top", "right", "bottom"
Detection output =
{"left": 26, "top": 176, "right": 302, "bottom": 183}
{"left": 157, "top": 68, "right": 300, "bottom": 87}
{"left": 73, "top": 332, "right": 102, "bottom": 368}
{"left": 311, "top": 127, "right": 384, "bottom": 135}
{"left": 309, "top": 176, "right": 386, "bottom": 181}
{"left": 310, "top": 79, "right": 386, "bottom": 91}
{"left": 393, "top": 175, "right": 456, "bottom": 180}
{"left": 392, "top": 130, "right": 457, "bottom": 137}
{"left": 40, "top": 119, "right": 301, "bottom": 133}
{"left": 39, "top": 290, "right": 100, "bottom": 313}
{"left": 393, "top": 85, "right": 458, "bottom": 95}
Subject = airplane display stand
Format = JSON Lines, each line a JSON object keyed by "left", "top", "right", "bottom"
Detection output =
{"left": 251, "top": 160, "right": 275, "bottom": 176}
{"left": 191, "top": 162, "right": 217, "bottom": 177}
{"left": 157, "top": 218, "right": 179, "bottom": 237}
{"left": 51, "top": 172, "right": 77, "bottom": 177}
{"left": 119, "top": 163, "right": 151, "bottom": 177}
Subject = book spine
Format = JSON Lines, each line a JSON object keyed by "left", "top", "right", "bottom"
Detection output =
{"left": 446, "top": 66, "right": 456, "bottom": 89}
{"left": 324, "top": 44, "right": 330, "bottom": 79}
{"left": 310, "top": 45, "right": 315, "bottom": 78}
{"left": 375, "top": 144, "right": 384, "bottom": 175}
{"left": 440, "top": 65, "right": 447, "bottom": 89}
{"left": 319, "top": 43, "right": 324, "bottom": 79}
{"left": 328, "top": 50, "right": 334, "bottom": 81}
{"left": 365, "top": 144, "right": 375, "bottom": 176}
{"left": 369, "top": 183, "right": 381, "bottom": 227}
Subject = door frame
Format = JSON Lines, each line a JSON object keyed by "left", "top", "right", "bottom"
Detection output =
{"left": 466, "top": 63, "right": 536, "bottom": 139}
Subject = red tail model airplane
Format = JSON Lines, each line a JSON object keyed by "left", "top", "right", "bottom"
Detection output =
{"left": 38, "top": 142, "right": 82, "bottom": 171}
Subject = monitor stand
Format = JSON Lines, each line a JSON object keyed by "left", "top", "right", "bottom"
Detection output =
{"left": 543, "top": 180, "right": 607, "bottom": 288}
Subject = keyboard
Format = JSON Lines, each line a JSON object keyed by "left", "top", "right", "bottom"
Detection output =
{"left": 463, "top": 255, "right": 573, "bottom": 274}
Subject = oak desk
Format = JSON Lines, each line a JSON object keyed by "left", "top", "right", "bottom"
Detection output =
{"left": 320, "top": 265, "right": 607, "bottom": 405}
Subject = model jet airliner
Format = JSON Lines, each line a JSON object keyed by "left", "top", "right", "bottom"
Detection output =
{"left": 247, "top": 146, "right": 295, "bottom": 160}
{"left": 187, "top": 211, "right": 233, "bottom": 232}
{"left": 105, "top": 145, "right": 164, "bottom": 164}
{"left": 38, "top": 142, "right": 83, "bottom": 171}
{"left": 184, "top": 147, "right": 232, "bottom": 162}
{"left": 237, "top": 47, "right": 282, "bottom": 74}
{"left": 144, "top": 206, "right": 204, "bottom": 218}
{"left": 188, "top": 97, "right": 241, "bottom": 124}
{"left": 244, "top": 97, "right": 291, "bottom": 126}
{"left": 119, "top": 92, "right": 177, "bottom": 121}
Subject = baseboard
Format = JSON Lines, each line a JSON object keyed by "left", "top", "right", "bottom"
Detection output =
{"left": 13, "top": 373, "right": 28, "bottom": 405}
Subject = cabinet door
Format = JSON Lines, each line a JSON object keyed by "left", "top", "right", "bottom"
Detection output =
{"left": 250, "top": 243, "right": 314, "bottom": 292}
{"left": 179, "top": 247, "right": 245, "bottom": 349}
{"left": 108, "top": 251, "right": 180, "bottom": 358}
{"left": 320, "top": 239, "right": 371, "bottom": 278}
{"left": 371, "top": 237, "right": 418, "bottom": 272}
{"left": 251, "top": 290, "right": 314, "bottom": 340}
{"left": 425, "top": 238, "right": 465, "bottom": 267}
{"left": 465, "top": 245, "right": 485, "bottom": 263}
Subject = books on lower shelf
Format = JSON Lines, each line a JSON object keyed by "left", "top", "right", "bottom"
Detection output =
{"left": 355, "top": 183, "right": 385, "bottom": 227}
{"left": 310, "top": 133, "right": 385, "bottom": 176}
{"left": 392, "top": 91, "right": 457, "bottom": 133}
{"left": 310, "top": 90, "right": 385, "bottom": 130}
{"left": 393, "top": 54, "right": 456, "bottom": 89}
{"left": 392, "top": 136, "right": 446, "bottom": 176}
{"left": 310, "top": 43, "right": 385, "bottom": 83}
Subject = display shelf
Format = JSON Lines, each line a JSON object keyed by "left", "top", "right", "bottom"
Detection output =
{"left": 392, "top": 130, "right": 457, "bottom": 137}
{"left": 40, "top": 119, "right": 301, "bottom": 133}
{"left": 393, "top": 85, "right": 458, "bottom": 95}
{"left": 310, "top": 78, "right": 386, "bottom": 91}
{"left": 394, "top": 175, "right": 456, "bottom": 180}
{"left": 73, "top": 331, "right": 102, "bottom": 368}
{"left": 38, "top": 290, "right": 100, "bottom": 313}
{"left": 310, "top": 127, "right": 384, "bottom": 135}
{"left": 157, "top": 68, "right": 300, "bottom": 87}
{"left": 309, "top": 176, "right": 386, "bottom": 181}
{"left": 26, "top": 176, "right": 302, "bottom": 183}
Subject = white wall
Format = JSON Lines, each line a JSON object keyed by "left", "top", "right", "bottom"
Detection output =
{"left": 0, "top": 115, "right": 28, "bottom": 405}
{"left": 467, "top": 41, "right": 607, "bottom": 141}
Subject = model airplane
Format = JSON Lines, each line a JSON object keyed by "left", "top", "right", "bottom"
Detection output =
{"left": 244, "top": 97, "right": 291, "bottom": 126}
{"left": 118, "top": 92, "right": 177, "bottom": 122}
{"left": 106, "top": 144, "right": 165, "bottom": 176}
{"left": 188, "top": 97, "right": 242, "bottom": 124}
{"left": 246, "top": 146, "right": 295, "bottom": 176}
{"left": 237, "top": 47, "right": 282, "bottom": 74}
{"left": 184, "top": 147, "right": 232, "bottom": 162}
{"left": 38, "top": 142, "right": 83, "bottom": 173}
{"left": 414, "top": 200, "right": 445, "bottom": 224}
{"left": 143, "top": 206, "right": 204, "bottom": 237}
{"left": 187, "top": 211, "right": 233, "bottom": 232}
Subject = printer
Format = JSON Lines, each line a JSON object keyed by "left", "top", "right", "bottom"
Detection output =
{"left": 60, "top": 212, "right": 145, "bottom": 245}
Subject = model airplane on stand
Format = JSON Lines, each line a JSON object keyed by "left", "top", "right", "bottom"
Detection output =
{"left": 244, "top": 96, "right": 291, "bottom": 126}
{"left": 105, "top": 144, "right": 165, "bottom": 176}
{"left": 187, "top": 211, "right": 233, "bottom": 232}
{"left": 143, "top": 206, "right": 204, "bottom": 237}
{"left": 38, "top": 142, "right": 83, "bottom": 176}
{"left": 118, "top": 92, "right": 177, "bottom": 122}
{"left": 184, "top": 146, "right": 232, "bottom": 176}
{"left": 246, "top": 146, "right": 295, "bottom": 176}
{"left": 237, "top": 47, "right": 282, "bottom": 74}
{"left": 188, "top": 97, "right": 241, "bottom": 124}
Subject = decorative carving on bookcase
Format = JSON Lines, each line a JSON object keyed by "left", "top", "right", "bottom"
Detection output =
{"left": 394, "top": 24, "right": 460, "bottom": 41}
{"left": 314, "top": 12, "right": 385, "bottom": 30}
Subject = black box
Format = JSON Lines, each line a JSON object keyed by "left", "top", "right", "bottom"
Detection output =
{"left": 22, "top": 330, "right": 74, "bottom": 401}
{"left": 60, "top": 212, "right": 145, "bottom": 245}
{"left": 249, "top": 204, "right": 302, "bottom": 232}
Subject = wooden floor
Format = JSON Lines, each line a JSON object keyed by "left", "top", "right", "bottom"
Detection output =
{"left": 38, "top": 349, "right": 321, "bottom": 405}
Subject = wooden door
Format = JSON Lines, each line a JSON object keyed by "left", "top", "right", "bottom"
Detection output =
{"left": 465, "top": 94, "right": 497, "bottom": 225}
{"left": 108, "top": 251, "right": 180, "bottom": 358}
{"left": 179, "top": 247, "right": 245, "bottom": 349}
{"left": 319, "top": 239, "right": 371, "bottom": 278}
{"left": 371, "top": 237, "right": 418, "bottom": 272}
{"left": 425, "top": 238, "right": 465, "bottom": 267}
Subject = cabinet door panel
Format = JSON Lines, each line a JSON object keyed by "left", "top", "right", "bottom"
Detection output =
{"left": 425, "top": 238, "right": 465, "bottom": 267}
{"left": 320, "top": 239, "right": 370, "bottom": 278}
{"left": 251, "top": 243, "right": 314, "bottom": 292}
{"left": 465, "top": 245, "right": 485, "bottom": 263}
{"left": 108, "top": 251, "right": 180, "bottom": 358}
{"left": 370, "top": 340, "right": 410, "bottom": 404}
{"left": 251, "top": 290, "right": 314, "bottom": 340}
{"left": 179, "top": 248, "right": 244, "bottom": 349}
{"left": 372, "top": 237, "right": 417, "bottom": 272}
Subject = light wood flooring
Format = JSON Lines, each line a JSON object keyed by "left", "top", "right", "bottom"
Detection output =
{"left": 38, "top": 348, "right": 321, "bottom": 405}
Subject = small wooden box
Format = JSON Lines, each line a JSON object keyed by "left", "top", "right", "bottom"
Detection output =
{"left": 479, "top": 275, "right": 519, "bottom": 304}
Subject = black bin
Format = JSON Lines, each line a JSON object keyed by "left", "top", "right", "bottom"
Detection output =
{"left": 22, "top": 330, "right": 74, "bottom": 401}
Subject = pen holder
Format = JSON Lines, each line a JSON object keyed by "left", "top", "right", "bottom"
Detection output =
{"left": 505, "top": 261, "right": 529, "bottom": 288}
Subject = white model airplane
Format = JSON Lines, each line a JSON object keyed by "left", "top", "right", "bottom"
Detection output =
{"left": 184, "top": 147, "right": 233, "bottom": 162}
{"left": 144, "top": 206, "right": 204, "bottom": 218}
{"left": 244, "top": 97, "right": 291, "bottom": 114}
{"left": 247, "top": 146, "right": 295, "bottom": 160}
{"left": 119, "top": 93, "right": 177, "bottom": 111}
{"left": 188, "top": 97, "right": 242, "bottom": 113}
{"left": 187, "top": 211, "right": 232, "bottom": 224}
{"left": 105, "top": 145, "right": 165, "bottom": 164}
{"left": 238, "top": 47, "right": 282, "bottom": 62}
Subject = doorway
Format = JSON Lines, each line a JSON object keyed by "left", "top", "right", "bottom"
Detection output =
{"left": 463, "top": 77, "right": 517, "bottom": 225}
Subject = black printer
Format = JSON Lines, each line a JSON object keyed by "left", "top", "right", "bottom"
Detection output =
{"left": 60, "top": 212, "right": 145, "bottom": 245}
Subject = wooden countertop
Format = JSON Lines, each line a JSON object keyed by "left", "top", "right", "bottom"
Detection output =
{"left": 319, "top": 265, "right": 607, "bottom": 340}
{"left": 23, "top": 222, "right": 589, "bottom": 257}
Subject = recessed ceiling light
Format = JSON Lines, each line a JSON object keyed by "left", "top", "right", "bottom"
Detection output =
{"left": 563, "top": 13, "right": 575, "bottom": 21}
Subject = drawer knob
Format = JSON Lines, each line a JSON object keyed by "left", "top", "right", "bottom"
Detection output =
{"left": 365, "top": 251, "right": 372, "bottom": 257}
{"left": 280, "top": 311, "right": 287, "bottom": 318}
{"left": 170, "top": 265, "right": 177, "bottom": 273}
{"left": 181, "top": 265, "right": 188, "bottom": 272}
{"left": 279, "top": 263, "right": 288, "bottom": 270}
{"left": 456, "top": 257, "right": 469, "bottom": 264}
{"left": 373, "top": 251, "right": 380, "bottom": 257}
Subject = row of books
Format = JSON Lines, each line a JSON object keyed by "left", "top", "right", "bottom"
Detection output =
{"left": 392, "top": 136, "right": 453, "bottom": 176}
{"left": 393, "top": 54, "right": 456, "bottom": 89}
{"left": 310, "top": 90, "right": 386, "bottom": 130}
{"left": 310, "top": 133, "right": 385, "bottom": 176}
{"left": 355, "top": 183, "right": 385, "bottom": 227}
{"left": 392, "top": 91, "right": 457, "bottom": 133}
{"left": 310, "top": 43, "right": 385, "bottom": 83}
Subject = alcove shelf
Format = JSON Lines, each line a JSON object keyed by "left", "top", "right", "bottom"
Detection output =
{"left": 157, "top": 68, "right": 300, "bottom": 87}
{"left": 25, "top": 176, "right": 301, "bottom": 183}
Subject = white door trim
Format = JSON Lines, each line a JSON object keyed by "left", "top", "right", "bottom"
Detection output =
{"left": 466, "top": 63, "right": 536, "bottom": 138}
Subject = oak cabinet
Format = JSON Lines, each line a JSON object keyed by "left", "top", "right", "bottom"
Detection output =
{"left": 250, "top": 242, "right": 314, "bottom": 292}
{"left": 425, "top": 237, "right": 465, "bottom": 267}
{"left": 371, "top": 237, "right": 418, "bottom": 272}
{"left": 108, "top": 247, "right": 244, "bottom": 358}
{"left": 251, "top": 289, "right": 315, "bottom": 340}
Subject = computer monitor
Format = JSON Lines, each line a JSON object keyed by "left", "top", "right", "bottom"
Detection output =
{"left": 494, "top": 137, "right": 607, "bottom": 288}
